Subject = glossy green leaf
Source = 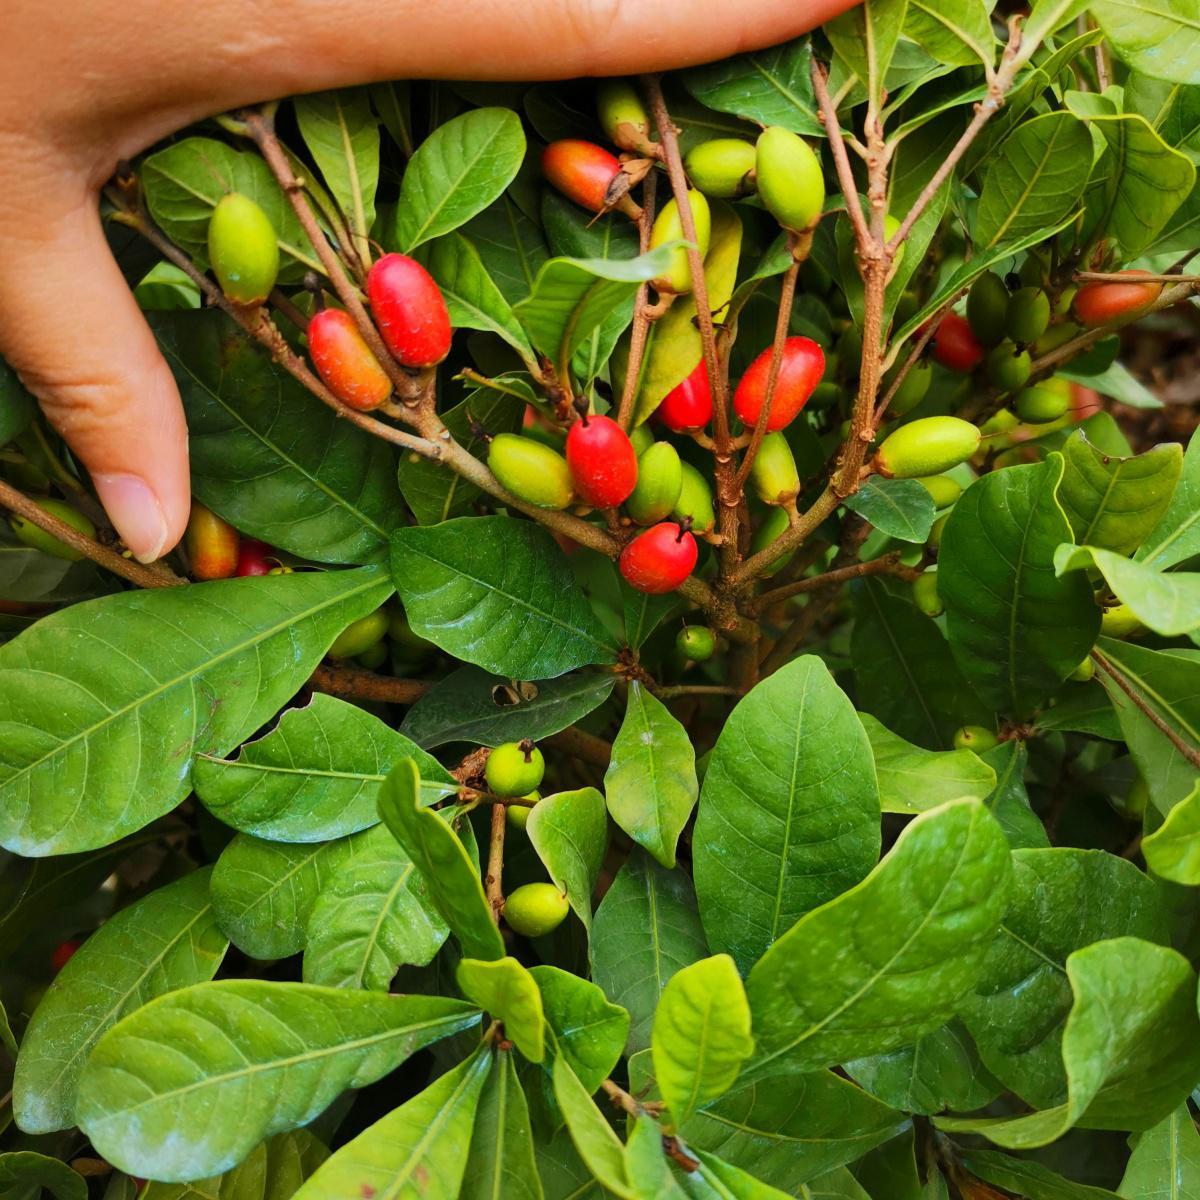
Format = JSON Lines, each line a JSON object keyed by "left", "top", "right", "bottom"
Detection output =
{"left": 0, "top": 1152, "right": 85, "bottom": 1200}
{"left": 463, "top": 1051, "right": 543, "bottom": 1200}
{"left": 140, "top": 1130, "right": 329, "bottom": 1200}
{"left": 0, "top": 565, "right": 391, "bottom": 855}
{"left": 0, "top": 529, "right": 113, "bottom": 608}
{"left": 194, "top": 693, "right": 455, "bottom": 842}
{"left": 552, "top": 1056, "right": 637, "bottom": 1199}
{"left": 378, "top": 758, "right": 505, "bottom": 961}
{"left": 1141, "top": 431, "right": 1200, "bottom": 569}
{"left": 457, "top": 957, "right": 545, "bottom": 1062}
{"left": 527, "top": 787, "right": 607, "bottom": 933}
{"left": 1120, "top": 1105, "right": 1200, "bottom": 1199}
{"left": 1091, "top": 0, "right": 1200, "bottom": 86}
{"left": 395, "top": 108, "right": 526, "bottom": 250}
{"left": 0, "top": 356, "right": 35, "bottom": 447}
{"left": 1056, "top": 544, "right": 1200, "bottom": 636}
{"left": 626, "top": 1115, "right": 689, "bottom": 1200}
{"left": 827, "top": 0, "right": 908, "bottom": 111}
{"left": 843, "top": 479, "right": 936, "bottom": 544}
{"left": 683, "top": 1149, "right": 793, "bottom": 1199}
{"left": 1143, "top": 780, "right": 1200, "bottom": 884}
{"left": 693, "top": 656, "right": 881, "bottom": 973}
{"left": 534, "top": 1131, "right": 608, "bottom": 1200}
{"left": 904, "top": 0, "right": 993, "bottom": 67}
{"left": 622, "top": 586, "right": 679, "bottom": 651}
{"left": 981, "top": 740, "right": 1050, "bottom": 849}
{"left": 957, "top": 1148, "right": 1120, "bottom": 1200}
{"left": 797, "top": 1169, "right": 874, "bottom": 1200}
{"left": 530, "top": 966, "right": 629, "bottom": 1092}
{"left": 77, "top": 980, "right": 480, "bottom": 1181}
{"left": 745, "top": 799, "right": 1011, "bottom": 1078}
{"left": 391, "top": 517, "right": 618, "bottom": 680}
{"left": 462, "top": 196, "right": 549, "bottom": 305}
{"left": 15, "top": 868, "right": 228, "bottom": 1134}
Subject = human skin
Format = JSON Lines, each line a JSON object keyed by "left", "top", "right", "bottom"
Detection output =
{"left": 0, "top": 0, "right": 857, "bottom": 561}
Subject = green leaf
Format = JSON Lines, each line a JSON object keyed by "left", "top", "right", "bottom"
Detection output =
{"left": 140, "top": 1130, "right": 329, "bottom": 1200}
{"left": 527, "top": 787, "right": 607, "bottom": 933}
{"left": 14, "top": 869, "right": 227, "bottom": 1134}
{"left": 294, "top": 88, "right": 379, "bottom": 257}
{"left": 592, "top": 849, "right": 708, "bottom": 1056}
{"left": 622, "top": 586, "right": 679, "bottom": 651}
{"left": 961, "top": 847, "right": 1168, "bottom": 1109}
{"left": 745, "top": 799, "right": 1011, "bottom": 1078}
{"left": 551, "top": 1056, "right": 635, "bottom": 1200}
{"left": 0, "top": 1153, "right": 85, "bottom": 1200}
{"left": 957, "top": 1148, "right": 1121, "bottom": 1200}
{"left": 940, "top": 455, "right": 1101, "bottom": 717}
{"left": 1091, "top": 0, "right": 1200, "bottom": 87}
{"left": 303, "top": 823, "right": 449, "bottom": 989}
{"left": 626, "top": 1115, "right": 689, "bottom": 1200}
{"left": 457, "top": 957, "right": 545, "bottom": 1062}
{"left": 155, "top": 311, "right": 400, "bottom": 565}
{"left": 0, "top": 528, "right": 113, "bottom": 608}
{"left": 826, "top": 0, "right": 909, "bottom": 111}
{"left": 401, "top": 665, "right": 615, "bottom": 750}
{"left": 463, "top": 196, "right": 549, "bottom": 305}
{"left": 1057, "top": 432, "right": 1182, "bottom": 556}
{"left": 693, "top": 657, "right": 881, "bottom": 973}
{"left": 973, "top": 112, "right": 1093, "bottom": 251}
{"left": 534, "top": 1130, "right": 609, "bottom": 1200}
{"left": 395, "top": 108, "right": 526, "bottom": 251}
{"left": 860, "top": 714, "right": 995, "bottom": 814}
{"left": 378, "top": 758, "right": 505, "bottom": 961}
{"left": 463, "top": 1051, "right": 544, "bottom": 1200}
{"left": 194, "top": 693, "right": 455, "bottom": 842}
{"left": 0, "top": 565, "right": 391, "bottom": 855}
{"left": 981, "top": 741, "right": 1051, "bottom": 849}
{"left": 683, "top": 1150, "right": 793, "bottom": 1199}
{"left": 1140, "top": 430, "right": 1200, "bottom": 569}
{"left": 291, "top": 1043, "right": 492, "bottom": 1200}
{"left": 1060, "top": 359, "right": 1163, "bottom": 410}
{"left": 842, "top": 479, "right": 935, "bottom": 543}
{"left": 904, "top": 0, "right": 993, "bottom": 67}
{"left": 391, "top": 517, "right": 618, "bottom": 680}
{"left": 77, "top": 980, "right": 480, "bottom": 1181}
{"left": 1143, "top": 780, "right": 1200, "bottom": 884}
{"left": 798, "top": 1168, "right": 874, "bottom": 1200}
{"left": 1120, "top": 1105, "right": 1200, "bottom": 1199}
{"left": 1056, "top": 544, "right": 1200, "bottom": 636}
{"left": 941, "top": 938, "right": 1200, "bottom": 1148}
{"left": 0, "top": 357, "right": 34, "bottom": 447}
{"left": 530, "top": 966, "right": 629, "bottom": 1092}
{"left": 605, "top": 683, "right": 698, "bottom": 869}
{"left": 682, "top": 38, "right": 822, "bottom": 135}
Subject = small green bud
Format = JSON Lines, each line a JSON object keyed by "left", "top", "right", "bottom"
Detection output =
{"left": 208, "top": 192, "right": 279, "bottom": 305}
{"left": 356, "top": 640, "right": 389, "bottom": 671}
{"left": 9, "top": 499, "right": 95, "bottom": 562}
{"left": 328, "top": 608, "right": 390, "bottom": 659}
{"left": 876, "top": 417, "right": 981, "bottom": 479}
{"left": 676, "top": 625, "right": 716, "bottom": 662}
{"left": 915, "top": 474, "right": 963, "bottom": 509}
{"left": 749, "top": 432, "right": 800, "bottom": 506}
{"left": 485, "top": 740, "right": 545, "bottom": 797}
{"left": 626, "top": 442, "right": 683, "bottom": 525}
{"left": 684, "top": 139, "right": 757, "bottom": 199}
{"left": 755, "top": 126, "right": 825, "bottom": 233}
{"left": 649, "top": 190, "right": 711, "bottom": 295}
{"left": 809, "top": 380, "right": 842, "bottom": 410}
{"left": 488, "top": 433, "right": 574, "bottom": 509}
{"left": 596, "top": 80, "right": 653, "bottom": 153}
{"left": 912, "top": 571, "right": 943, "bottom": 617}
{"left": 1100, "top": 603, "right": 1144, "bottom": 639}
{"left": 1005, "top": 286, "right": 1051, "bottom": 346}
{"left": 954, "top": 725, "right": 999, "bottom": 753}
{"left": 979, "top": 408, "right": 1020, "bottom": 437}
{"left": 928, "top": 510, "right": 951, "bottom": 550}
{"left": 673, "top": 461, "right": 715, "bottom": 533}
{"left": 1069, "top": 656, "right": 1095, "bottom": 683}
{"left": 1033, "top": 321, "right": 1081, "bottom": 355}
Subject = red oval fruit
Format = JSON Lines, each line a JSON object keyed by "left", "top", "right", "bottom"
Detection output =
{"left": 308, "top": 309, "right": 393, "bottom": 411}
{"left": 366, "top": 253, "right": 452, "bottom": 368}
{"left": 51, "top": 940, "right": 80, "bottom": 973}
{"left": 1073, "top": 270, "right": 1163, "bottom": 328}
{"left": 733, "top": 337, "right": 825, "bottom": 432}
{"left": 619, "top": 522, "right": 698, "bottom": 594}
{"left": 657, "top": 361, "right": 713, "bottom": 432}
{"left": 235, "top": 538, "right": 275, "bottom": 577}
{"left": 931, "top": 312, "right": 984, "bottom": 373}
{"left": 565, "top": 414, "right": 638, "bottom": 508}
{"left": 185, "top": 505, "right": 239, "bottom": 581}
{"left": 542, "top": 140, "right": 623, "bottom": 213}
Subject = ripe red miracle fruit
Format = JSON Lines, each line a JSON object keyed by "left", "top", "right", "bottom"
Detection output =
{"left": 565, "top": 414, "right": 638, "bottom": 508}
{"left": 366, "top": 253, "right": 452, "bottom": 368}
{"left": 733, "top": 336, "right": 825, "bottom": 432}
{"left": 619, "top": 522, "right": 699, "bottom": 594}
{"left": 657, "top": 360, "right": 714, "bottom": 432}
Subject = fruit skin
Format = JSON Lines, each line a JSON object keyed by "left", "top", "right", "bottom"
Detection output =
{"left": 1073, "top": 270, "right": 1163, "bottom": 328}
{"left": 1034, "top": 321, "right": 1081, "bottom": 355}
{"left": 755, "top": 126, "right": 825, "bottom": 233}
{"left": 10, "top": 499, "right": 95, "bottom": 562}
{"left": 673, "top": 462, "right": 715, "bottom": 534}
{"left": 980, "top": 408, "right": 1020, "bottom": 437}
{"left": 954, "top": 725, "right": 999, "bottom": 753}
{"left": 50, "top": 940, "right": 81, "bottom": 973}
{"left": 566, "top": 415, "right": 638, "bottom": 508}
{"left": 629, "top": 424, "right": 655, "bottom": 456}
{"left": 185, "top": 504, "right": 239, "bottom": 581}
{"left": 619, "top": 522, "right": 699, "bottom": 594}
{"left": 875, "top": 416, "right": 981, "bottom": 479}
{"left": 915, "top": 474, "right": 963, "bottom": 509}
{"left": 656, "top": 361, "right": 713, "bottom": 431}
{"left": 966, "top": 271, "right": 1010, "bottom": 347}
{"left": 1005, "top": 286, "right": 1051, "bottom": 346}
{"left": 1100, "top": 603, "right": 1144, "bottom": 638}
{"left": 596, "top": 81, "right": 653, "bottom": 154}
{"left": 505, "top": 791, "right": 540, "bottom": 832}
{"left": 912, "top": 572, "right": 943, "bottom": 617}
{"left": 488, "top": 434, "right": 574, "bottom": 510}
{"left": 1016, "top": 376, "right": 1071, "bottom": 425}
{"left": 677, "top": 625, "right": 716, "bottom": 662}
{"left": 328, "top": 608, "right": 390, "bottom": 660}
{"left": 235, "top": 538, "right": 275, "bottom": 577}
{"left": 733, "top": 337, "right": 826, "bottom": 432}
{"left": 208, "top": 193, "right": 279, "bottom": 305}
{"left": 542, "top": 139, "right": 623, "bottom": 213}
{"left": 308, "top": 309, "right": 393, "bottom": 411}
{"left": 986, "top": 342, "right": 1032, "bottom": 392}
{"left": 886, "top": 359, "right": 932, "bottom": 417}
{"left": 649, "top": 190, "right": 711, "bottom": 294}
{"left": 928, "top": 511, "right": 950, "bottom": 550}
{"left": 931, "top": 313, "right": 984, "bottom": 373}
{"left": 685, "top": 139, "right": 757, "bottom": 199}
{"left": 366, "top": 253, "right": 452, "bottom": 368}
{"left": 1069, "top": 656, "right": 1095, "bottom": 683}
{"left": 626, "top": 442, "right": 683, "bottom": 525}
{"left": 504, "top": 882, "right": 569, "bottom": 937}
{"left": 485, "top": 741, "right": 545, "bottom": 798}
{"left": 751, "top": 505, "right": 794, "bottom": 576}
{"left": 749, "top": 433, "right": 800, "bottom": 506}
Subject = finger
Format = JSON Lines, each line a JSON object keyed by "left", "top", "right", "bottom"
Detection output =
{"left": 0, "top": 190, "right": 189, "bottom": 563}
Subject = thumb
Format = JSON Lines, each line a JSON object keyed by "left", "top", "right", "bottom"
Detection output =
{"left": 0, "top": 189, "right": 189, "bottom": 563}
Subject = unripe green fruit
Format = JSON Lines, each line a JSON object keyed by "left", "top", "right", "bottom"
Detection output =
{"left": 1069, "top": 656, "right": 1095, "bottom": 683}
{"left": 875, "top": 417, "right": 981, "bottom": 479}
{"left": 626, "top": 442, "right": 683, "bottom": 525}
{"left": 809, "top": 380, "right": 842, "bottom": 410}
{"left": 755, "top": 126, "right": 825, "bottom": 233}
{"left": 488, "top": 433, "right": 574, "bottom": 509}
{"left": 884, "top": 214, "right": 905, "bottom": 269}
{"left": 1054, "top": 285, "right": 1078, "bottom": 318}
{"left": 673, "top": 462, "right": 715, "bottom": 533}
{"left": 912, "top": 572, "right": 943, "bottom": 617}
{"left": 1005, "top": 287, "right": 1051, "bottom": 346}
{"left": 967, "top": 271, "right": 1010, "bottom": 347}
{"left": 1034, "top": 321, "right": 1081, "bottom": 355}
{"left": 505, "top": 791, "right": 540, "bottom": 832}
{"left": 980, "top": 408, "right": 1020, "bottom": 437}
{"left": 596, "top": 80, "right": 653, "bottom": 153}
{"left": 987, "top": 342, "right": 1032, "bottom": 392}
{"left": 677, "top": 625, "right": 716, "bottom": 662}
{"left": 357, "top": 640, "right": 389, "bottom": 670}
{"left": 630, "top": 424, "right": 655, "bottom": 456}
{"left": 684, "top": 139, "right": 757, "bottom": 199}
{"left": 1124, "top": 774, "right": 1150, "bottom": 820}
{"left": 1100, "top": 603, "right": 1144, "bottom": 638}
{"left": 208, "top": 193, "right": 279, "bottom": 305}
{"left": 928, "top": 511, "right": 950, "bottom": 550}
{"left": 954, "top": 725, "right": 999, "bottom": 754}
{"left": 328, "top": 608, "right": 389, "bottom": 659}
{"left": 751, "top": 505, "right": 794, "bottom": 576}
{"left": 915, "top": 474, "right": 963, "bottom": 509}
{"left": 504, "top": 882, "right": 569, "bottom": 938}
{"left": 886, "top": 359, "right": 932, "bottom": 417}
{"left": 649, "top": 190, "right": 711, "bottom": 294}
{"left": 485, "top": 741, "right": 545, "bottom": 797}
{"left": 1016, "top": 377, "right": 1071, "bottom": 425}
{"left": 10, "top": 499, "right": 95, "bottom": 561}
{"left": 749, "top": 433, "right": 800, "bottom": 506}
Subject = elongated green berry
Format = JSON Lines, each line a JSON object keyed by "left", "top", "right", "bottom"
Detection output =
{"left": 966, "top": 271, "right": 1009, "bottom": 347}
{"left": 626, "top": 442, "right": 683, "bottom": 525}
{"left": 597, "top": 80, "right": 654, "bottom": 154}
{"left": 505, "top": 791, "right": 540, "bottom": 832}
{"left": 485, "top": 740, "right": 545, "bottom": 797}
{"left": 1100, "top": 603, "right": 1144, "bottom": 638}
{"left": 1016, "top": 377, "right": 1070, "bottom": 425}
{"left": 676, "top": 625, "right": 716, "bottom": 662}
{"left": 749, "top": 433, "right": 800, "bottom": 506}
{"left": 886, "top": 359, "right": 932, "bottom": 417}
{"left": 954, "top": 725, "right": 998, "bottom": 753}
{"left": 650, "top": 190, "right": 711, "bottom": 294}
{"left": 986, "top": 342, "right": 1032, "bottom": 392}
{"left": 751, "top": 506, "right": 793, "bottom": 576}
{"left": 684, "top": 139, "right": 757, "bottom": 199}
{"left": 1069, "top": 657, "right": 1095, "bottom": 682}
{"left": 1005, "top": 287, "right": 1051, "bottom": 346}
{"left": 928, "top": 510, "right": 950, "bottom": 550}
{"left": 672, "top": 461, "right": 715, "bottom": 533}
{"left": 504, "top": 882, "right": 569, "bottom": 937}
{"left": 912, "top": 572, "right": 943, "bottom": 617}
{"left": 208, "top": 192, "right": 279, "bottom": 305}
{"left": 914, "top": 474, "right": 963, "bottom": 510}
{"left": 9, "top": 499, "right": 95, "bottom": 562}
{"left": 755, "top": 127, "right": 825, "bottom": 233}
{"left": 875, "top": 417, "right": 981, "bottom": 479}
{"left": 328, "top": 608, "right": 389, "bottom": 659}
{"left": 488, "top": 433, "right": 574, "bottom": 509}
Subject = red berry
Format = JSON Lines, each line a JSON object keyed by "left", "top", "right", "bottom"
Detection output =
{"left": 619, "top": 522, "right": 698, "bottom": 594}
{"left": 1073, "top": 270, "right": 1163, "bottom": 328}
{"left": 366, "top": 253, "right": 452, "bottom": 368}
{"left": 656, "top": 361, "right": 713, "bottom": 432}
{"left": 733, "top": 337, "right": 825, "bottom": 432}
{"left": 542, "top": 140, "right": 623, "bottom": 213}
{"left": 235, "top": 538, "right": 275, "bottom": 577}
{"left": 308, "top": 309, "right": 393, "bottom": 411}
{"left": 931, "top": 312, "right": 984, "bottom": 373}
{"left": 51, "top": 940, "right": 80, "bottom": 973}
{"left": 565, "top": 414, "right": 638, "bottom": 508}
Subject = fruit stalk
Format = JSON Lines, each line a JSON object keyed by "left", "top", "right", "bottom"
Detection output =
{"left": 485, "top": 801, "right": 507, "bottom": 924}
{"left": 753, "top": 550, "right": 919, "bottom": 610}
{"left": 615, "top": 170, "right": 659, "bottom": 430}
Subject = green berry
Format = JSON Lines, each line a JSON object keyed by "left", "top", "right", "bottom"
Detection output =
{"left": 979, "top": 408, "right": 1020, "bottom": 437}
{"left": 504, "top": 882, "right": 569, "bottom": 937}
{"left": 751, "top": 505, "right": 794, "bottom": 576}
{"left": 629, "top": 423, "right": 655, "bottom": 456}
{"left": 886, "top": 359, "right": 932, "bottom": 417}
{"left": 9, "top": 499, "right": 95, "bottom": 562}
{"left": 954, "top": 725, "right": 998, "bottom": 753}
{"left": 986, "top": 342, "right": 1032, "bottom": 392}
{"left": 208, "top": 192, "right": 279, "bottom": 306}
{"left": 875, "top": 417, "right": 981, "bottom": 479}
{"left": 928, "top": 511, "right": 951, "bottom": 551}
{"left": 914, "top": 474, "right": 963, "bottom": 509}
{"left": 684, "top": 139, "right": 757, "bottom": 199}
{"left": 1005, "top": 286, "right": 1051, "bottom": 346}
{"left": 1100, "top": 603, "right": 1144, "bottom": 639}
{"left": 673, "top": 462, "right": 715, "bottom": 534}
{"left": 749, "top": 433, "right": 800, "bottom": 506}
{"left": 912, "top": 572, "right": 943, "bottom": 617}
{"left": 649, "top": 190, "right": 711, "bottom": 295}
{"left": 356, "top": 640, "right": 389, "bottom": 671}
{"left": 485, "top": 740, "right": 545, "bottom": 797}
{"left": 809, "top": 380, "right": 842, "bottom": 410}
{"left": 755, "top": 127, "right": 825, "bottom": 233}
{"left": 626, "top": 442, "right": 683, "bottom": 525}
{"left": 328, "top": 608, "right": 390, "bottom": 659}
{"left": 596, "top": 80, "right": 653, "bottom": 154}
{"left": 1015, "top": 377, "right": 1070, "bottom": 424}
{"left": 505, "top": 791, "right": 540, "bottom": 832}
{"left": 676, "top": 626, "right": 716, "bottom": 662}
{"left": 1069, "top": 657, "right": 1095, "bottom": 683}
{"left": 966, "top": 271, "right": 1010, "bottom": 347}
{"left": 488, "top": 433, "right": 574, "bottom": 509}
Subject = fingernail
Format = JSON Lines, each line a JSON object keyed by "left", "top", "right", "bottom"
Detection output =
{"left": 93, "top": 473, "right": 169, "bottom": 563}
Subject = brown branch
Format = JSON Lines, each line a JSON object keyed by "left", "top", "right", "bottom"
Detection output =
{"left": 754, "top": 552, "right": 918, "bottom": 610}
{"left": 812, "top": 60, "right": 873, "bottom": 251}
{"left": 657, "top": 684, "right": 745, "bottom": 699}
{"left": 616, "top": 171, "right": 658, "bottom": 431}
{"left": 485, "top": 801, "right": 506, "bottom": 923}
{"left": 1092, "top": 649, "right": 1200, "bottom": 770}
{"left": 308, "top": 662, "right": 431, "bottom": 705}
{"left": 875, "top": 319, "right": 936, "bottom": 423}
{"left": 544, "top": 726, "right": 612, "bottom": 769}
{"left": 601, "top": 1079, "right": 643, "bottom": 1117}
{"left": 727, "top": 484, "right": 842, "bottom": 589}
{"left": 0, "top": 479, "right": 186, "bottom": 589}
{"left": 1076, "top": 271, "right": 1200, "bottom": 284}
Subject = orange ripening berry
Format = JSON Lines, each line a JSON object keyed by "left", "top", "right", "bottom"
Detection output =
{"left": 733, "top": 337, "right": 825, "bottom": 432}
{"left": 1073, "top": 270, "right": 1163, "bottom": 328}
{"left": 308, "top": 309, "right": 393, "bottom": 411}
{"left": 185, "top": 504, "right": 240, "bottom": 581}
{"left": 542, "top": 139, "right": 624, "bottom": 213}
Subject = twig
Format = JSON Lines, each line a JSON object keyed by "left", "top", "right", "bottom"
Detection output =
{"left": 656, "top": 684, "right": 744, "bottom": 699}
{"left": 308, "top": 663, "right": 431, "bottom": 705}
{"left": 754, "top": 552, "right": 918, "bottom": 610}
{"left": 485, "top": 801, "right": 506, "bottom": 923}
{"left": 727, "top": 485, "right": 842, "bottom": 588}
{"left": 1092, "top": 649, "right": 1200, "bottom": 770}
{"left": 601, "top": 1079, "right": 643, "bottom": 1117}
{"left": 617, "top": 171, "right": 658, "bottom": 431}
{"left": 875, "top": 319, "right": 937, "bottom": 423}
{"left": 1075, "top": 271, "right": 1200, "bottom": 284}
